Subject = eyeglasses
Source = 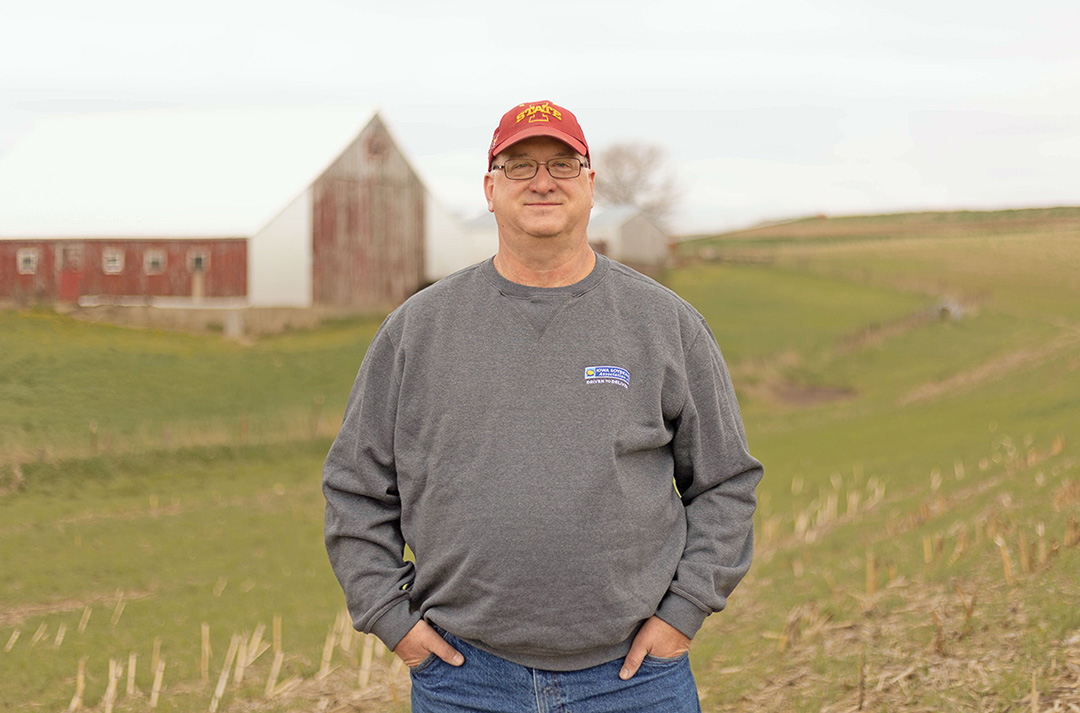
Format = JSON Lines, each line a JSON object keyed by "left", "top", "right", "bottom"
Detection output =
{"left": 491, "top": 157, "right": 586, "bottom": 180}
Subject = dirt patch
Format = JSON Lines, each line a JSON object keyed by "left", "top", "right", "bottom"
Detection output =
{"left": 769, "top": 381, "right": 856, "bottom": 407}
{"left": 735, "top": 351, "right": 856, "bottom": 408}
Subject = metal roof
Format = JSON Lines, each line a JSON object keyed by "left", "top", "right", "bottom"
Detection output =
{"left": 0, "top": 106, "right": 377, "bottom": 240}
{"left": 588, "top": 205, "right": 646, "bottom": 229}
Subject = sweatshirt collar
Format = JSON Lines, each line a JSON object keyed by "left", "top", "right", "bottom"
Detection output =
{"left": 481, "top": 252, "right": 611, "bottom": 299}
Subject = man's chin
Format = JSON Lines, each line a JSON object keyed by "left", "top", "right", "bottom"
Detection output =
{"left": 517, "top": 222, "right": 566, "bottom": 239}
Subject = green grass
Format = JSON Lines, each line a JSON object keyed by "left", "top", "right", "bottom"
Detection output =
{"left": 0, "top": 442, "right": 351, "bottom": 710}
{"left": 0, "top": 311, "right": 383, "bottom": 462}
{"left": 665, "top": 263, "right": 932, "bottom": 366}
{"left": 3, "top": 206, "right": 1080, "bottom": 711}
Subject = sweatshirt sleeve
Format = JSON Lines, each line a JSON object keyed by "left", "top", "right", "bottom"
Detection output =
{"left": 323, "top": 322, "right": 421, "bottom": 651}
{"left": 655, "top": 318, "right": 763, "bottom": 639}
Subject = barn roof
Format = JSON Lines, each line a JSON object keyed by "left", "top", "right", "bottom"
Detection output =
{"left": 0, "top": 106, "right": 378, "bottom": 240}
{"left": 588, "top": 205, "right": 643, "bottom": 229}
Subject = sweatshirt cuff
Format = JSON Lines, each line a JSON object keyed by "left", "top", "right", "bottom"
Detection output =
{"left": 368, "top": 598, "right": 422, "bottom": 651}
{"left": 655, "top": 591, "right": 710, "bottom": 640}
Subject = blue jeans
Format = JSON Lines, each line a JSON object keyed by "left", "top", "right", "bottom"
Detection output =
{"left": 410, "top": 627, "right": 701, "bottom": 713}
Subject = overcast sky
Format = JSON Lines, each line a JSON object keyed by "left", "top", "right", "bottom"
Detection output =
{"left": 2, "top": 0, "right": 1077, "bottom": 235}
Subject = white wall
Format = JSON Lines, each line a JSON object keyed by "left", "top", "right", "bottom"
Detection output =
{"left": 248, "top": 189, "right": 312, "bottom": 307}
{"left": 424, "top": 195, "right": 496, "bottom": 282}
{"left": 619, "top": 213, "right": 669, "bottom": 266}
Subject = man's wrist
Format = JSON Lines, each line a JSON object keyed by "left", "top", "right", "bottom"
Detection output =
{"left": 654, "top": 591, "right": 709, "bottom": 640}
{"left": 369, "top": 598, "right": 423, "bottom": 651}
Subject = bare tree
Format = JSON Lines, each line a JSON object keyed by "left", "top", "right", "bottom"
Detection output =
{"left": 592, "top": 142, "right": 680, "bottom": 229}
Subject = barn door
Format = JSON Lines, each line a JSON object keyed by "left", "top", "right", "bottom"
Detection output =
{"left": 58, "top": 245, "right": 83, "bottom": 302}
{"left": 189, "top": 250, "right": 207, "bottom": 300}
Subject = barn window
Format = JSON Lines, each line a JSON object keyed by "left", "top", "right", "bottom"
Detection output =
{"left": 17, "top": 248, "right": 38, "bottom": 275}
{"left": 59, "top": 246, "right": 82, "bottom": 270}
{"left": 144, "top": 250, "right": 166, "bottom": 275}
{"left": 102, "top": 248, "right": 125, "bottom": 274}
{"left": 366, "top": 134, "right": 388, "bottom": 160}
{"left": 188, "top": 251, "right": 209, "bottom": 273}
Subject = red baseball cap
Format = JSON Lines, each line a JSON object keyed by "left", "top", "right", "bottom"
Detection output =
{"left": 488, "top": 100, "right": 590, "bottom": 170}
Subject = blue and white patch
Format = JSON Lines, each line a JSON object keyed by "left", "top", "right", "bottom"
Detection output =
{"left": 584, "top": 366, "right": 630, "bottom": 389}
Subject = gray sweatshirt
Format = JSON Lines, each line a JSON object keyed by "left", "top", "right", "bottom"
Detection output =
{"left": 323, "top": 255, "right": 762, "bottom": 671}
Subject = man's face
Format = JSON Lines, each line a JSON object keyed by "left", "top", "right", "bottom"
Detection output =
{"left": 484, "top": 136, "right": 595, "bottom": 241}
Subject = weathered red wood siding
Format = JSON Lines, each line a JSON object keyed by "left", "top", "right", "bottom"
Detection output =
{"left": 0, "top": 241, "right": 57, "bottom": 301}
{"left": 0, "top": 239, "right": 246, "bottom": 302}
{"left": 312, "top": 114, "right": 425, "bottom": 309}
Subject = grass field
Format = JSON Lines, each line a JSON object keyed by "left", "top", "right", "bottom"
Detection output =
{"left": 2, "top": 207, "right": 1079, "bottom": 711}
{"left": 0, "top": 311, "right": 383, "bottom": 465}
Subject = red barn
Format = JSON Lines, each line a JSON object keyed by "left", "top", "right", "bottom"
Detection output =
{"left": 0, "top": 107, "right": 434, "bottom": 312}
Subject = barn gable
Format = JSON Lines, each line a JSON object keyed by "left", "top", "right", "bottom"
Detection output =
{"left": 311, "top": 113, "right": 425, "bottom": 309}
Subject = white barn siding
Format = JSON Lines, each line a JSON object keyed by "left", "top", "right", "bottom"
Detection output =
{"left": 249, "top": 189, "right": 313, "bottom": 307}
{"left": 425, "top": 198, "right": 497, "bottom": 282}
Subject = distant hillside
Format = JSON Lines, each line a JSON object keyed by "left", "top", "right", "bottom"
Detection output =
{"left": 679, "top": 206, "right": 1080, "bottom": 255}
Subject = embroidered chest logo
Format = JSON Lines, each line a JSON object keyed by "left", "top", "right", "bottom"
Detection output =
{"left": 584, "top": 366, "right": 630, "bottom": 389}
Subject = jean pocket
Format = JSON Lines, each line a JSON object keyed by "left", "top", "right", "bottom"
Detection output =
{"left": 408, "top": 652, "right": 439, "bottom": 674}
{"left": 642, "top": 651, "right": 689, "bottom": 665}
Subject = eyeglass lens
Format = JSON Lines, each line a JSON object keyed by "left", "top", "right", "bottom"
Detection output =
{"left": 501, "top": 158, "right": 582, "bottom": 180}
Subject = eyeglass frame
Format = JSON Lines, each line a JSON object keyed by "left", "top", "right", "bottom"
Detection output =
{"left": 490, "top": 156, "right": 589, "bottom": 180}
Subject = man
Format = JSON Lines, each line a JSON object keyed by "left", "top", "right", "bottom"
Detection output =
{"left": 324, "top": 100, "right": 762, "bottom": 711}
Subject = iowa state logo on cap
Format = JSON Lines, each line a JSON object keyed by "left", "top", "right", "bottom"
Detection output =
{"left": 517, "top": 102, "right": 563, "bottom": 124}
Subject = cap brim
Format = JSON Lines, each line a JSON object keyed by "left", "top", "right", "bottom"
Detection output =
{"left": 490, "top": 126, "right": 588, "bottom": 165}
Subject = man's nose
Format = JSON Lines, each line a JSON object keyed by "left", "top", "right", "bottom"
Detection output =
{"left": 529, "top": 163, "right": 558, "bottom": 191}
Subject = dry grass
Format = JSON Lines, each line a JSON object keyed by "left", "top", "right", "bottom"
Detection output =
{"left": 698, "top": 438, "right": 1080, "bottom": 713}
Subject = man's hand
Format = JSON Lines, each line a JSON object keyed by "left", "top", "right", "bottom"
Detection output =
{"left": 619, "top": 616, "right": 691, "bottom": 680}
{"left": 393, "top": 620, "right": 465, "bottom": 669}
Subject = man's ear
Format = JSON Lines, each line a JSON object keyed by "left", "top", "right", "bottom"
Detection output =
{"left": 484, "top": 171, "right": 496, "bottom": 212}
